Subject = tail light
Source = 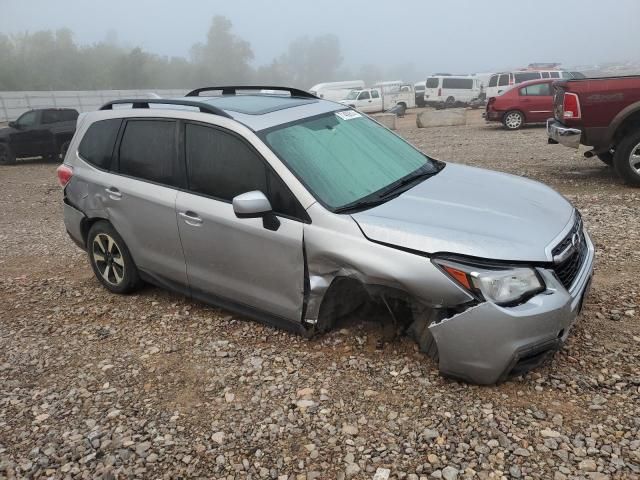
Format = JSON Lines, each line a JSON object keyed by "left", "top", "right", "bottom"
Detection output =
{"left": 562, "top": 92, "right": 581, "bottom": 119}
{"left": 56, "top": 164, "right": 73, "bottom": 187}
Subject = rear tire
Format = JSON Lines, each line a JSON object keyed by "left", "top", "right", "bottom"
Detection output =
{"left": 87, "top": 221, "right": 141, "bottom": 294}
{"left": 503, "top": 110, "right": 524, "bottom": 130}
{"left": 445, "top": 96, "right": 455, "bottom": 108}
{"left": 613, "top": 130, "right": 640, "bottom": 187}
{"left": 0, "top": 144, "right": 16, "bottom": 165}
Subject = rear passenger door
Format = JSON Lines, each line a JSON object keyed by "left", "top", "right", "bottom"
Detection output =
{"left": 519, "top": 82, "right": 553, "bottom": 122}
{"left": 106, "top": 119, "right": 188, "bottom": 287}
{"left": 175, "top": 122, "right": 305, "bottom": 323}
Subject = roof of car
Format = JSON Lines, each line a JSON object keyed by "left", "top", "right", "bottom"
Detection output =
{"left": 100, "top": 93, "right": 345, "bottom": 132}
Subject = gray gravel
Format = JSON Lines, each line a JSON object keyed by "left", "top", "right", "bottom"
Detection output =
{"left": 1, "top": 110, "right": 639, "bottom": 479}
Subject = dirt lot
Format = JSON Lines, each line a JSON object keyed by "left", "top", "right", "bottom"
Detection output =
{"left": 1, "top": 110, "right": 639, "bottom": 479}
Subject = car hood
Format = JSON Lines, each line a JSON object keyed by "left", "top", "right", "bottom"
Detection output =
{"left": 351, "top": 163, "right": 574, "bottom": 262}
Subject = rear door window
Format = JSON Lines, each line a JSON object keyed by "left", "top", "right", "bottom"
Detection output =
{"left": 426, "top": 78, "right": 439, "bottom": 88}
{"left": 42, "top": 110, "right": 61, "bottom": 124}
{"left": 118, "top": 120, "right": 183, "bottom": 187}
{"left": 520, "top": 83, "right": 552, "bottom": 96}
{"left": 78, "top": 119, "right": 122, "bottom": 170}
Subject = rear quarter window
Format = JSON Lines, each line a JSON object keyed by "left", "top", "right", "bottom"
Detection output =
{"left": 78, "top": 119, "right": 122, "bottom": 170}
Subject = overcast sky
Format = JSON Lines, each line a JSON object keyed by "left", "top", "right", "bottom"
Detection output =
{"left": 1, "top": 0, "right": 639, "bottom": 73}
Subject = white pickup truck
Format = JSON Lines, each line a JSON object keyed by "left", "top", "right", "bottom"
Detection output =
{"left": 339, "top": 84, "right": 415, "bottom": 113}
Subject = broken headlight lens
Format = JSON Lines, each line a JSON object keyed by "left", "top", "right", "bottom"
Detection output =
{"left": 434, "top": 259, "right": 545, "bottom": 306}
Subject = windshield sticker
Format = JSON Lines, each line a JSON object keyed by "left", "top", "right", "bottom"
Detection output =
{"left": 335, "top": 110, "right": 362, "bottom": 121}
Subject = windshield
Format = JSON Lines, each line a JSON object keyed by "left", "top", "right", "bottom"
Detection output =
{"left": 262, "top": 111, "right": 439, "bottom": 210}
{"left": 344, "top": 90, "right": 360, "bottom": 100}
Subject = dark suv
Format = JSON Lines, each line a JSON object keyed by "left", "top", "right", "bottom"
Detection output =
{"left": 0, "top": 108, "right": 78, "bottom": 164}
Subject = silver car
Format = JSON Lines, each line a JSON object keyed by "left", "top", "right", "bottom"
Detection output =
{"left": 58, "top": 86, "right": 594, "bottom": 384}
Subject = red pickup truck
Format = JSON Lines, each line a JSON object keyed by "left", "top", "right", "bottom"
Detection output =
{"left": 547, "top": 76, "right": 640, "bottom": 186}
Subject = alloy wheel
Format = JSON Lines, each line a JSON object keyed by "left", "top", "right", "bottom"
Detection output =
{"left": 629, "top": 141, "right": 640, "bottom": 176}
{"left": 92, "top": 233, "right": 125, "bottom": 286}
{"left": 505, "top": 112, "right": 522, "bottom": 129}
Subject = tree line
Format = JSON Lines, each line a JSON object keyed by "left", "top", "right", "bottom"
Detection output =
{"left": 0, "top": 16, "right": 419, "bottom": 91}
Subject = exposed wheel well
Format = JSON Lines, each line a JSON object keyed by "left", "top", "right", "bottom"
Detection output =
{"left": 81, "top": 217, "right": 109, "bottom": 246}
{"left": 315, "top": 276, "right": 420, "bottom": 333}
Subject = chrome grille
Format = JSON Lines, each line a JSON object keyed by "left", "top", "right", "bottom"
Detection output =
{"left": 552, "top": 214, "right": 587, "bottom": 290}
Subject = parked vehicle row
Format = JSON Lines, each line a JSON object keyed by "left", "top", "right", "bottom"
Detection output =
{"left": 56, "top": 86, "right": 594, "bottom": 384}
{"left": 0, "top": 108, "right": 78, "bottom": 164}
{"left": 485, "top": 70, "right": 581, "bottom": 99}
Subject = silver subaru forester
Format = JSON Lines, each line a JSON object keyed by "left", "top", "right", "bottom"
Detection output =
{"left": 58, "top": 86, "right": 594, "bottom": 384}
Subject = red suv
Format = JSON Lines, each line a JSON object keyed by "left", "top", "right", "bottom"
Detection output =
{"left": 485, "top": 79, "right": 554, "bottom": 130}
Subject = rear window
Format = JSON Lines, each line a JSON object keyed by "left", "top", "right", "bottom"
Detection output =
{"left": 488, "top": 75, "right": 498, "bottom": 87}
{"left": 119, "top": 120, "right": 181, "bottom": 187}
{"left": 78, "top": 119, "right": 122, "bottom": 170}
{"left": 426, "top": 78, "right": 440, "bottom": 88}
{"left": 442, "top": 78, "right": 474, "bottom": 89}
{"left": 514, "top": 72, "right": 541, "bottom": 83}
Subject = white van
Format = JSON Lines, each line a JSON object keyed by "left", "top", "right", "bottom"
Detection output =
{"left": 308, "top": 80, "right": 365, "bottom": 102}
{"left": 423, "top": 76, "right": 481, "bottom": 107}
{"left": 485, "top": 71, "right": 574, "bottom": 99}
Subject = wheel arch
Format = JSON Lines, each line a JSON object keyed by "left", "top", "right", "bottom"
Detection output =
{"left": 610, "top": 104, "right": 640, "bottom": 146}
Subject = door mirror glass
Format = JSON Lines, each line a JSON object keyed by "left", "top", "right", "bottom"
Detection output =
{"left": 232, "top": 190, "right": 272, "bottom": 218}
{"left": 8, "top": 121, "right": 17, "bottom": 128}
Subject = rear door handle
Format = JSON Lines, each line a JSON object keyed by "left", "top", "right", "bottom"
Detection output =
{"left": 179, "top": 211, "right": 203, "bottom": 226}
{"left": 105, "top": 187, "right": 121, "bottom": 199}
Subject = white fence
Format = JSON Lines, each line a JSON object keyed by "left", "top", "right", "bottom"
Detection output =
{"left": 0, "top": 89, "right": 190, "bottom": 122}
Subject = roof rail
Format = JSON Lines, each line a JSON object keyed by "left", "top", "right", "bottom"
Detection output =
{"left": 99, "top": 99, "right": 232, "bottom": 118}
{"left": 186, "top": 86, "right": 317, "bottom": 99}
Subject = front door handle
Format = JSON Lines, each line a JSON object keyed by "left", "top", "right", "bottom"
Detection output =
{"left": 105, "top": 187, "right": 122, "bottom": 199}
{"left": 179, "top": 211, "right": 203, "bottom": 226}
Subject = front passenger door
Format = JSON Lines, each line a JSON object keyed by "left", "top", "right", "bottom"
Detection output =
{"left": 175, "top": 122, "right": 305, "bottom": 323}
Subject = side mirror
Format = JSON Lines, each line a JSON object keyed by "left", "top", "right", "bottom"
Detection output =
{"left": 8, "top": 121, "right": 17, "bottom": 129}
{"left": 232, "top": 191, "right": 272, "bottom": 218}
{"left": 232, "top": 191, "right": 280, "bottom": 231}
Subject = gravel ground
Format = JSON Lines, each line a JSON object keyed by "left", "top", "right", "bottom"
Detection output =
{"left": 0, "top": 110, "right": 639, "bottom": 479}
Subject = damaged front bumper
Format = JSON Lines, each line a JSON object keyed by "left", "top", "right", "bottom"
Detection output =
{"left": 429, "top": 232, "right": 595, "bottom": 385}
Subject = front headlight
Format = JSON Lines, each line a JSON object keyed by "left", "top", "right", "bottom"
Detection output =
{"left": 433, "top": 259, "right": 545, "bottom": 306}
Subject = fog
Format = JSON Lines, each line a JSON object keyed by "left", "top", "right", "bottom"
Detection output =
{"left": 1, "top": 0, "right": 639, "bottom": 89}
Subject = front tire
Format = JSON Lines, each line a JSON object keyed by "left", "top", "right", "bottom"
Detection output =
{"left": 503, "top": 110, "right": 524, "bottom": 130}
{"left": 87, "top": 221, "right": 141, "bottom": 294}
{"left": 0, "top": 144, "right": 16, "bottom": 165}
{"left": 613, "top": 130, "right": 640, "bottom": 187}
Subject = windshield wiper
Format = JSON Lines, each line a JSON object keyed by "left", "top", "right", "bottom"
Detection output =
{"left": 375, "top": 168, "right": 440, "bottom": 200}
